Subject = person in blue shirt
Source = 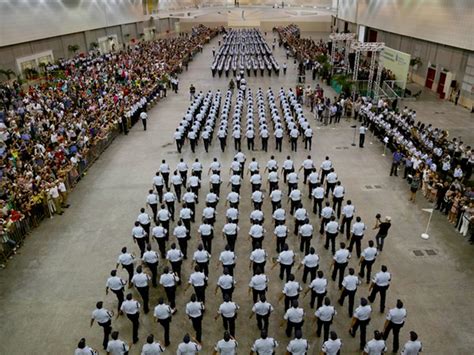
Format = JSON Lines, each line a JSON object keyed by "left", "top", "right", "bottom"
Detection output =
{"left": 390, "top": 150, "right": 403, "bottom": 177}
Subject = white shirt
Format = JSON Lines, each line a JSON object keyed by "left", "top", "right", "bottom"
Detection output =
{"left": 107, "top": 276, "right": 126, "bottom": 291}
{"left": 251, "top": 338, "right": 278, "bottom": 355}
{"left": 321, "top": 207, "right": 333, "bottom": 219}
{"left": 273, "top": 208, "right": 286, "bottom": 221}
{"left": 386, "top": 307, "right": 407, "bottom": 324}
{"left": 131, "top": 273, "right": 150, "bottom": 288}
{"left": 215, "top": 339, "right": 238, "bottom": 355}
{"left": 283, "top": 280, "right": 301, "bottom": 297}
{"left": 159, "top": 272, "right": 178, "bottom": 287}
{"left": 309, "top": 277, "right": 327, "bottom": 294}
{"left": 315, "top": 305, "right": 336, "bottom": 321}
{"left": 188, "top": 271, "right": 207, "bottom": 287}
{"left": 219, "top": 250, "right": 236, "bottom": 265}
{"left": 362, "top": 246, "right": 378, "bottom": 261}
{"left": 177, "top": 341, "right": 202, "bottom": 354}
{"left": 249, "top": 224, "right": 265, "bottom": 238}
{"left": 278, "top": 250, "right": 295, "bottom": 265}
{"left": 185, "top": 301, "right": 204, "bottom": 318}
{"left": 142, "top": 250, "right": 159, "bottom": 264}
{"left": 75, "top": 346, "right": 98, "bottom": 355}
{"left": 354, "top": 304, "right": 372, "bottom": 321}
{"left": 154, "top": 304, "right": 172, "bottom": 319}
{"left": 312, "top": 187, "right": 325, "bottom": 199}
{"left": 287, "top": 338, "right": 309, "bottom": 355}
{"left": 121, "top": 299, "right": 140, "bottom": 315}
{"left": 322, "top": 338, "right": 342, "bottom": 355}
{"left": 342, "top": 275, "right": 360, "bottom": 291}
{"left": 302, "top": 253, "right": 319, "bottom": 268}
{"left": 223, "top": 223, "right": 238, "bottom": 235}
{"left": 289, "top": 189, "right": 302, "bottom": 201}
{"left": 141, "top": 342, "right": 164, "bottom": 354}
{"left": 117, "top": 253, "right": 134, "bottom": 266}
{"left": 352, "top": 222, "right": 366, "bottom": 236}
{"left": 252, "top": 301, "right": 274, "bottom": 315}
{"left": 373, "top": 271, "right": 391, "bottom": 286}
{"left": 250, "top": 248, "right": 267, "bottom": 264}
{"left": 166, "top": 248, "right": 183, "bottom": 262}
{"left": 333, "top": 185, "right": 344, "bottom": 198}
{"left": 91, "top": 308, "right": 112, "bottom": 324}
{"left": 325, "top": 221, "right": 339, "bottom": 234}
{"left": 342, "top": 204, "right": 355, "bottom": 218}
{"left": 106, "top": 339, "right": 129, "bottom": 355}
{"left": 274, "top": 225, "right": 288, "bottom": 238}
{"left": 249, "top": 274, "right": 268, "bottom": 290}
{"left": 218, "top": 301, "right": 239, "bottom": 317}
{"left": 333, "top": 248, "right": 350, "bottom": 263}
{"left": 401, "top": 340, "right": 423, "bottom": 355}
{"left": 364, "top": 339, "right": 387, "bottom": 355}
{"left": 284, "top": 307, "right": 304, "bottom": 323}
{"left": 217, "top": 274, "right": 235, "bottom": 289}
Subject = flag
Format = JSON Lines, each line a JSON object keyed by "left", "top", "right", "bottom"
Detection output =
{"left": 422, "top": 208, "right": 433, "bottom": 213}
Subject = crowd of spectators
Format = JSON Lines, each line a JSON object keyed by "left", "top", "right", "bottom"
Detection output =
{"left": 0, "top": 25, "right": 217, "bottom": 253}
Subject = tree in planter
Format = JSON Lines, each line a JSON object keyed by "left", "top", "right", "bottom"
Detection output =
{"left": 409, "top": 57, "right": 422, "bottom": 81}
{"left": 89, "top": 42, "right": 99, "bottom": 51}
{"left": 332, "top": 74, "right": 354, "bottom": 97}
{"left": 0, "top": 68, "right": 16, "bottom": 81}
{"left": 67, "top": 44, "right": 80, "bottom": 56}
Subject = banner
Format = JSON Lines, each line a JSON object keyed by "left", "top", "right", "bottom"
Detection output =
{"left": 380, "top": 47, "right": 411, "bottom": 90}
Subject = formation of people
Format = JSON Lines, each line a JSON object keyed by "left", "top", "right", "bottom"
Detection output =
{"left": 174, "top": 87, "right": 314, "bottom": 155}
{"left": 78, "top": 153, "right": 422, "bottom": 354}
{"left": 211, "top": 28, "right": 280, "bottom": 77}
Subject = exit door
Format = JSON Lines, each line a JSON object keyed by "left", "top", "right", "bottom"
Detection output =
{"left": 437, "top": 72, "right": 447, "bottom": 99}
{"left": 425, "top": 67, "right": 436, "bottom": 90}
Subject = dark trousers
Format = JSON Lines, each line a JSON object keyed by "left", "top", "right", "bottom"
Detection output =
{"left": 222, "top": 264, "right": 235, "bottom": 276}
{"left": 127, "top": 313, "right": 140, "bottom": 343}
{"left": 359, "top": 259, "right": 375, "bottom": 283}
{"left": 291, "top": 137, "right": 297, "bottom": 151}
{"left": 136, "top": 286, "right": 150, "bottom": 313}
{"left": 164, "top": 286, "right": 177, "bottom": 309}
{"left": 112, "top": 288, "right": 124, "bottom": 312}
{"left": 201, "top": 235, "right": 213, "bottom": 254}
{"left": 302, "top": 265, "right": 317, "bottom": 283}
{"left": 276, "top": 237, "right": 286, "bottom": 253}
{"left": 310, "top": 290, "right": 326, "bottom": 309}
{"left": 251, "top": 237, "right": 264, "bottom": 251}
{"left": 158, "top": 317, "right": 171, "bottom": 346}
{"left": 146, "top": 262, "right": 158, "bottom": 287}
{"left": 338, "top": 288, "right": 356, "bottom": 316}
{"left": 149, "top": 203, "right": 158, "bottom": 221}
{"left": 191, "top": 316, "right": 203, "bottom": 342}
{"left": 252, "top": 261, "right": 266, "bottom": 275}
{"left": 170, "top": 261, "right": 182, "bottom": 282}
{"left": 234, "top": 138, "right": 241, "bottom": 151}
{"left": 284, "top": 295, "right": 298, "bottom": 311}
{"left": 220, "top": 286, "right": 234, "bottom": 301}
{"left": 197, "top": 261, "right": 209, "bottom": 277}
{"left": 313, "top": 198, "right": 323, "bottom": 215}
{"left": 368, "top": 284, "right": 389, "bottom": 312}
{"left": 376, "top": 233, "right": 387, "bottom": 251}
{"left": 383, "top": 321, "right": 404, "bottom": 352}
{"left": 316, "top": 319, "right": 332, "bottom": 341}
{"left": 348, "top": 234, "right": 363, "bottom": 258}
{"left": 166, "top": 202, "right": 175, "bottom": 221}
{"left": 174, "top": 185, "right": 182, "bottom": 202}
{"left": 290, "top": 200, "right": 301, "bottom": 215}
{"left": 162, "top": 173, "right": 170, "bottom": 190}
{"left": 194, "top": 285, "right": 206, "bottom": 303}
{"left": 340, "top": 216, "right": 353, "bottom": 239}
{"left": 247, "top": 137, "right": 255, "bottom": 150}
{"left": 178, "top": 238, "right": 188, "bottom": 259}
{"left": 333, "top": 197, "right": 343, "bottom": 218}
{"left": 98, "top": 320, "right": 112, "bottom": 349}
{"left": 142, "top": 119, "right": 147, "bottom": 130}
{"left": 225, "top": 234, "right": 237, "bottom": 252}
{"left": 261, "top": 137, "right": 268, "bottom": 151}
{"left": 123, "top": 263, "right": 134, "bottom": 284}
{"left": 304, "top": 137, "right": 312, "bottom": 150}
{"left": 280, "top": 263, "right": 293, "bottom": 281}
{"left": 332, "top": 262, "right": 348, "bottom": 288}
{"left": 256, "top": 314, "right": 269, "bottom": 331}
{"left": 252, "top": 288, "right": 266, "bottom": 303}
{"left": 135, "top": 237, "right": 146, "bottom": 257}
{"left": 359, "top": 133, "right": 365, "bottom": 147}
{"left": 390, "top": 162, "right": 399, "bottom": 176}
{"left": 319, "top": 218, "right": 329, "bottom": 235}
{"left": 276, "top": 137, "right": 283, "bottom": 152}
{"left": 286, "top": 320, "right": 303, "bottom": 337}
{"left": 325, "top": 183, "right": 335, "bottom": 198}
{"left": 222, "top": 316, "right": 236, "bottom": 336}
{"left": 211, "top": 183, "right": 221, "bottom": 197}
{"left": 325, "top": 232, "right": 338, "bottom": 255}
{"left": 300, "top": 236, "right": 312, "bottom": 255}
{"left": 350, "top": 318, "right": 370, "bottom": 349}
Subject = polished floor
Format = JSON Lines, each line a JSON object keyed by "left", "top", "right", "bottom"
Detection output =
{"left": 0, "top": 31, "right": 473, "bottom": 355}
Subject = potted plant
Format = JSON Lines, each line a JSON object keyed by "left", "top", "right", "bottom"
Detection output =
{"left": 67, "top": 44, "right": 80, "bottom": 56}
{"left": 0, "top": 68, "right": 16, "bottom": 81}
{"left": 89, "top": 42, "right": 99, "bottom": 50}
{"left": 332, "top": 74, "right": 353, "bottom": 96}
{"left": 410, "top": 57, "right": 422, "bottom": 71}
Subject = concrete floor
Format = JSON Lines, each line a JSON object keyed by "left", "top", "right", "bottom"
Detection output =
{"left": 0, "top": 32, "right": 473, "bottom": 355}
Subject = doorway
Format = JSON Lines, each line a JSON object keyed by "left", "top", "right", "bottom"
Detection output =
{"left": 437, "top": 72, "right": 447, "bottom": 99}
{"left": 425, "top": 67, "right": 436, "bottom": 90}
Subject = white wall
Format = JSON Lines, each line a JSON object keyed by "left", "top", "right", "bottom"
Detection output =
{"left": 335, "top": 0, "right": 474, "bottom": 51}
{"left": 0, "top": 0, "right": 147, "bottom": 47}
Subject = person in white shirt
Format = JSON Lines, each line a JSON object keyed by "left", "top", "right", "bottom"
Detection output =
{"left": 141, "top": 334, "right": 165, "bottom": 354}
{"left": 298, "top": 247, "right": 319, "bottom": 283}
{"left": 282, "top": 299, "right": 305, "bottom": 337}
{"left": 142, "top": 244, "right": 159, "bottom": 287}
{"left": 106, "top": 269, "right": 127, "bottom": 313}
{"left": 120, "top": 293, "right": 141, "bottom": 344}
{"left": 219, "top": 245, "right": 236, "bottom": 276}
{"left": 324, "top": 216, "right": 339, "bottom": 255}
{"left": 363, "top": 330, "right": 387, "bottom": 355}
{"left": 286, "top": 328, "right": 309, "bottom": 355}
{"left": 185, "top": 293, "right": 205, "bottom": 342}
{"left": 75, "top": 338, "right": 98, "bottom": 355}
{"left": 383, "top": 299, "right": 407, "bottom": 353}
{"left": 159, "top": 266, "right": 179, "bottom": 310}
{"left": 337, "top": 268, "right": 361, "bottom": 317}
{"left": 251, "top": 294, "right": 274, "bottom": 331}
{"left": 249, "top": 268, "right": 269, "bottom": 303}
{"left": 215, "top": 295, "right": 240, "bottom": 337}
{"left": 214, "top": 331, "right": 238, "bottom": 355}
{"left": 332, "top": 242, "right": 351, "bottom": 289}
{"left": 177, "top": 333, "right": 202, "bottom": 354}
{"left": 116, "top": 247, "right": 135, "bottom": 286}
{"left": 368, "top": 265, "right": 391, "bottom": 313}
{"left": 187, "top": 265, "right": 208, "bottom": 303}
{"left": 401, "top": 331, "right": 422, "bottom": 355}
{"left": 280, "top": 274, "right": 302, "bottom": 311}
{"left": 350, "top": 297, "right": 372, "bottom": 350}
{"left": 106, "top": 331, "right": 129, "bottom": 355}
{"left": 315, "top": 297, "right": 337, "bottom": 342}
{"left": 131, "top": 265, "right": 151, "bottom": 314}
{"left": 321, "top": 331, "right": 342, "bottom": 355}
{"left": 312, "top": 182, "right": 325, "bottom": 216}
{"left": 153, "top": 297, "right": 173, "bottom": 346}
{"left": 159, "top": 159, "right": 170, "bottom": 189}
{"left": 319, "top": 202, "right": 334, "bottom": 235}
{"left": 132, "top": 221, "right": 147, "bottom": 257}
{"left": 166, "top": 243, "right": 184, "bottom": 283}
{"left": 332, "top": 181, "right": 345, "bottom": 218}
{"left": 340, "top": 200, "right": 355, "bottom": 239}
{"left": 90, "top": 301, "right": 113, "bottom": 350}
{"left": 251, "top": 330, "right": 278, "bottom": 355}
{"left": 359, "top": 240, "right": 378, "bottom": 284}
{"left": 349, "top": 216, "right": 366, "bottom": 258}
{"left": 276, "top": 244, "right": 295, "bottom": 282}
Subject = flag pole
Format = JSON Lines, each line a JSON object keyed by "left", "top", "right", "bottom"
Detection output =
{"left": 421, "top": 209, "right": 433, "bottom": 240}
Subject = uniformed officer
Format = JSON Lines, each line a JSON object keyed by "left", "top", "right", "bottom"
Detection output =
{"left": 219, "top": 245, "right": 236, "bottom": 276}
{"left": 338, "top": 268, "right": 361, "bottom": 317}
{"left": 154, "top": 298, "right": 173, "bottom": 346}
{"left": 349, "top": 299, "right": 373, "bottom": 350}
{"left": 177, "top": 333, "right": 202, "bottom": 354}
{"left": 187, "top": 265, "right": 208, "bottom": 303}
{"left": 320, "top": 156, "right": 332, "bottom": 184}
{"left": 294, "top": 206, "right": 308, "bottom": 236}
{"left": 324, "top": 216, "right": 339, "bottom": 255}
{"left": 142, "top": 244, "right": 159, "bottom": 287}
{"left": 120, "top": 293, "right": 141, "bottom": 344}
{"left": 359, "top": 240, "right": 378, "bottom": 283}
{"left": 193, "top": 243, "right": 211, "bottom": 276}
{"left": 289, "top": 188, "right": 302, "bottom": 215}
{"left": 131, "top": 265, "right": 150, "bottom": 314}
{"left": 315, "top": 297, "right": 337, "bottom": 342}
{"left": 153, "top": 172, "right": 165, "bottom": 204}
{"left": 159, "top": 266, "right": 179, "bottom": 309}
{"left": 166, "top": 243, "right": 184, "bottom": 282}
{"left": 75, "top": 338, "right": 98, "bottom": 355}
{"left": 132, "top": 221, "right": 147, "bottom": 257}
{"left": 249, "top": 223, "right": 266, "bottom": 251}
{"left": 319, "top": 202, "right": 334, "bottom": 235}
{"left": 90, "top": 301, "right": 113, "bottom": 350}
{"left": 106, "top": 331, "right": 129, "bottom": 355}
{"left": 159, "top": 160, "right": 171, "bottom": 190}
{"left": 383, "top": 299, "right": 407, "bottom": 353}
{"left": 280, "top": 274, "right": 302, "bottom": 311}
{"left": 249, "top": 267, "right": 269, "bottom": 303}
{"left": 340, "top": 200, "right": 355, "bottom": 239}
{"left": 146, "top": 189, "right": 159, "bottom": 222}
{"left": 106, "top": 269, "right": 127, "bottom": 312}
{"left": 401, "top": 331, "right": 422, "bottom": 355}
{"left": 142, "top": 334, "right": 165, "bottom": 354}
{"left": 332, "top": 242, "right": 351, "bottom": 289}
{"left": 251, "top": 294, "right": 273, "bottom": 331}
{"left": 116, "top": 247, "right": 135, "bottom": 286}
{"left": 307, "top": 168, "right": 319, "bottom": 199}
{"left": 312, "top": 182, "right": 325, "bottom": 215}
{"left": 215, "top": 294, "right": 239, "bottom": 337}
{"left": 368, "top": 265, "right": 391, "bottom": 312}
{"left": 215, "top": 331, "right": 238, "bottom": 355}
{"left": 177, "top": 158, "right": 189, "bottom": 189}
{"left": 332, "top": 181, "right": 345, "bottom": 218}
{"left": 276, "top": 244, "right": 295, "bottom": 281}
{"left": 299, "top": 247, "right": 319, "bottom": 283}
{"left": 363, "top": 330, "right": 386, "bottom": 355}
{"left": 171, "top": 172, "right": 183, "bottom": 203}
{"left": 183, "top": 188, "right": 197, "bottom": 221}
{"left": 298, "top": 218, "right": 313, "bottom": 255}
{"left": 157, "top": 205, "right": 171, "bottom": 240}
{"left": 215, "top": 267, "right": 235, "bottom": 301}
{"left": 321, "top": 331, "right": 342, "bottom": 355}
{"left": 282, "top": 156, "right": 294, "bottom": 183}
{"left": 274, "top": 223, "right": 288, "bottom": 253}
{"left": 251, "top": 330, "right": 278, "bottom": 354}
{"left": 282, "top": 299, "right": 305, "bottom": 338}
{"left": 185, "top": 294, "right": 205, "bottom": 343}
{"left": 325, "top": 168, "right": 338, "bottom": 198}
{"left": 250, "top": 242, "right": 267, "bottom": 275}
{"left": 305, "top": 270, "right": 327, "bottom": 309}
{"left": 223, "top": 220, "right": 239, "bottom": 252}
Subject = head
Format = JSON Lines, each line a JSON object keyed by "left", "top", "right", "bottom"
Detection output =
{"left": 317, "top": 270, "right": 324, "bottom": 278}
{"left": 295, "top": 329, "right": 302, "bottom": 339}
{"left": 110, "top": 269, "right": 117, "bottom": 277}
{"left": 146, "top": 244, "right": 152, "bottom": 251}
{"left": 348, "top": 268, "right": 355, "bottom": 275}
{"left": 260, "top": 330, "right": 268, "bottom": 339}
{"left": 288, "top": 274, "right": 295, "bottom": 282}
{"left": 291, "top": 299, "right": 299, "bottom": 308}
{"left": 77, "top": 338, "right": 86, "bottom": 349}
{"left": 223, "top": 331, "right": 231, "bottom": 342}
{"left": 360, "top": 297, "right": 368, "bottom": 306}
{"left": 183, "top": 334, "right": 191, "bottom": 343}
{"left": 190, "top": 294, "right": 197, "bottom": 302}
{"left": 324, "top": 297, "right": 331, "bottom": 306}
{"left": 396, "top": 299, "right": 404, "bottom": 308}
{"left": 283, "top": 243, "right": 289, "bottom": 251}
{"left": 126, "top": 293, "right": 132, "bottom": 301}
{"left": 368, "top": 240, "right": 374, "bottom": 247}
{"left": 147, "top": 334, "right": 154, "bottom": 344}
{"left": 309, "top": 247, "right": 315, "bottom": 255}
{"left": 356, "top": 216, "right": 361, "bottom": 222}
{"left": 330, "top": 331, "right": 338, "bottom": 340}
{"left": 381, "top": 265, "right": 388, "bottom": 272}
{"left": 136, "top": 265, "right": 142, "bottom": 274}
{"left": 340, "top": 242, "right": 346, "bottom": 249}
{"left": 374, "top": 330, "right": 382, "bottom": 341}
{"left": 96, "top": 301, "right": 103, "bottom": 309}
{"left": 409, "top": 331, "right": 418, "bottom": 341}
{"left": 111, "top": 331, "right": 119, "bottom": 340}
{"left": 140, "top": 207, "right": 145, "bottom": 213}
